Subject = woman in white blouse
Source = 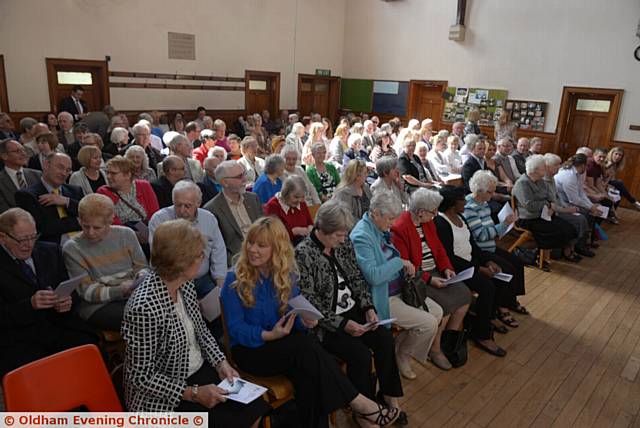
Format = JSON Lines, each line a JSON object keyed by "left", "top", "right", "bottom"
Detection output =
{"left": 426, "top": 134, "right": 450, "bottom": 181}
{"left": 443, "top": 135, "right": 463, "bottom": 174}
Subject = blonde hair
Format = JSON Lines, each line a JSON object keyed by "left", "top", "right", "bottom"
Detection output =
{"left": 233, "top": 217, "right": 296, "bottom": 313}
{"left": 77, "top": 145, "right": 102, "bottom": 168}
{"left": 151, "top": 219, "right": 205, "bottom": 281}
{"left": 106, "top": 155, "right": 135, "bottom": 176}
{"left": 78, "top": 193, "right": 114, "bottom": 224}
{"left": 309, "top": 122, "right": 324, "bottom": 142}
{"left": 335, "top": 123, "right": 349, "bottom": 139}
{"left": 339, "top": 159, "right": 367, "bottom": 188}
{"left": 605, "top": 146, "right": 625, "bottom": 173}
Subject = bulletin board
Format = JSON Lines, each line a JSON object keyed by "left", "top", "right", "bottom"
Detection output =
{"left": 442, "top": 87, "right": 508, "bottom": 126}
{"left": 371, "top": 81, "right": 409, "bottom": 116}
{"left": 505, "top": 100, "right": 547, "bottom": 131}
{"left": 339, "top": 79, "right": 374, "bottom": 112}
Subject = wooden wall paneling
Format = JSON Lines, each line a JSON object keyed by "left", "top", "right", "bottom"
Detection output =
{"left": 109, "top": 82, "right": 244, "bottom": 91}
{"left": 109, "top": 71, "right": 244, "bottom": 82}
{"left": 0, "top": 55, "right": 9, "bottom": 112}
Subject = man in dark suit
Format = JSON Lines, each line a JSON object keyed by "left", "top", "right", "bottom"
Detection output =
{"left": 151, "top": 155, "right": 185, "bottom": 208}
{"left": 0, "top": 113, "right": 17, "bottom": 141}
{"left": 0, "top": 208, "right": 97, "bottom": 376}
{"left": 203, "top": 160, "right": 262, "bottom": 265}
{"left": 462, "top": 139, "right": 487, "bottom": 193}
{"left": 15, "top": 153, "right": 83, "bottom": 244}
{"left": 0, "top": 139, "right": 42, "bottom": 213}
{"left": 198, "top": 156, "right": 222, "bottom": 206}
{"left": 58, "top": 85, "right": 88, "bottom": 122}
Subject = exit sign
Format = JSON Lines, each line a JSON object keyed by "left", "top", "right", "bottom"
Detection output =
{"left": 315, "top": 69, "right": 331, "bottom": 77}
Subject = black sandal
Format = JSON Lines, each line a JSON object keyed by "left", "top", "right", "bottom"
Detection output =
{"left": 356, "top": 403, "right": 400, "bottom": 426}
{"left": 510, "top": 303, "right": 530, "bottom": 315}
{"left": 376, "top": 391, "right": 408, "bottom": 425}
{"left": 496, "top": 311, "right": 519, "bottom": 328}
{"left": 492, "top": 322, "right": 508, "bottom": 334}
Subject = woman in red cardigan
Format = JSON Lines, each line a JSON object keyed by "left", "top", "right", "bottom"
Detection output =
{"left": 97, "top": 156, "right": 159, "bottom": 237}
{"left": 391, "top": 188, "right": 471, "bottom": 371}
{"left": 264, "top": 176, "right": 313, "bottom": 245}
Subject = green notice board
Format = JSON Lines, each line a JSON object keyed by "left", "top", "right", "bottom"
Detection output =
{"left": 442, "top": 86, "right": 508, "bottom": 126}
{"left": 340, "top": 79, "right": 373, "bottom": 112}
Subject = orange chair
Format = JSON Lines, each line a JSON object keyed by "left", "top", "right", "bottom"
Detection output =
{"left": 2, "top": 344, "right": 122, "bottom": 412}
{"left": 508, "top": 195, "right": 550, "bottom": 270}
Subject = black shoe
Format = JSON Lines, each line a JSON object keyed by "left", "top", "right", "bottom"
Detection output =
{"left": 471, "top": 337, "right": 507, "bottom": 357}
{"left": 492, "top": 323, "right": 509, "bottom": 334}
{"left": 563, "top": 253, "right": 581, "bottom": 263}
{"left": 575, "top": 247, "right": 595, "bottom": 257}
{"left": 376, "top": 391, "right": 408, "bottom": 426}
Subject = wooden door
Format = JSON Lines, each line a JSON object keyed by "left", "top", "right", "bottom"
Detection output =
{"left": 245, "top": 70, "right": 280, "bottom": 118}
{"left": 0, "top": 55, "right": 8, "bottom": 112}
{"left": 45, "top": 58, "right": 109, "bottom": 113}
{"left": 297, "top": 74, "right": 341, "bottom": 122}
{"left": 556, "top": 87, "right": 623, "bottom": 158}
{"left": 407, "top": 80, "right": 447, "bottom": 129}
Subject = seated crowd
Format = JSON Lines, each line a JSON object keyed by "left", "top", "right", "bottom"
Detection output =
{"left": 1, "top": 100, "right": 636, "bottom": 427}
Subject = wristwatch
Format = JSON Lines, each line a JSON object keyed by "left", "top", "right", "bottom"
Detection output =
{"left": 192, "top": 384, "right": 199, "bottom": 400}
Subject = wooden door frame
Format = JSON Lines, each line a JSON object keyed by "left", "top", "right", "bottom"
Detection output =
{"left": 0, "top": 55, "right": 9, "bottom": 112}
{"left": 45, "top": 58, "right": 110, "bottom": 113}
{"left": 555, "top": 86, "right": 624, "bottom": 156}
{"left": 296, "top": 73, "right": 341, "bottom": 119}
{"left": 407, "top": 80, "right": 448, "bottom": 128}
{"left": 244, "top": 70, "right": 281, "bottom": 116}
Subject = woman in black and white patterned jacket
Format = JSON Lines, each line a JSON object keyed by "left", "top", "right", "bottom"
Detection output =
{"left": 121, "top": 219, "right": 268, "bottom": 427}
{"left": 295, "top": 200, "right": 405, "bottom": 423}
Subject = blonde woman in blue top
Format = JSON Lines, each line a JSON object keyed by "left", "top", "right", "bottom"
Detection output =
{"left": 221, "top": 216, "right": 399, "bottom": 428}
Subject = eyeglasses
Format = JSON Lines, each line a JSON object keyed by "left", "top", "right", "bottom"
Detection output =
{"left": 226, "top": 172, "right": 247, "bottom": 180}
{"left": 5, "top": 232, "right": 40, "bottom": 244}
{"left": 5, "top": 149, "right": 26, "bottom": 155}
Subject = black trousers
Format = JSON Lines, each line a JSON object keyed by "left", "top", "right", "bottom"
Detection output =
{"left": 0, "top": 327, "right": 98, "bottom": 377}
{"left": 610, "top": 179, "right": 636, "bottom": 204}
{"left": 232, "top": 332, "right": 359, "bottom": 428}
{"left": 519, "top": 217, "right": 577, "bottom": 249}
{"left": 322, "top": 325, "right": 403, "bottom": 401}
{"left": 492, "top": 247, "right": 526, "bottom": 299}
{"left": 87, "top": 300, "right": 127, "bottom": 331}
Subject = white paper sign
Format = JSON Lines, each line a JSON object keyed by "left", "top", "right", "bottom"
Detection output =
{"left": 363, "top": 318, "right": 397, "bottom": 329}
{"left": 54, "top": 274, "right": 88, "bottom": 298}
{"left": 541, "top": 205, "right": 552, "bottom": 221}
{"left": 493, "top": 272, "right": 513, "bottom": 282}
{"left": 286, "top": 295, "right": 324, "bottom": 320}
{"left": 497, "top": 202, "right": 515, "bottom": 237}
{"left": 443, "top": 267, "right": 475, "bottom": 285}
{"left": 217, "top": 378, "right": 267, "bottom": 404}
{"left": 596, "top": 205, "right": 609, "bottom": 219}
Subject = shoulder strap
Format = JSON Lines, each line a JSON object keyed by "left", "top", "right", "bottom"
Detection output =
{"left": 109, "top": 186, "right": 147, "bottom": 221}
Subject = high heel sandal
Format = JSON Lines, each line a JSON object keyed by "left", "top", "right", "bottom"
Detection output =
{"left": 355, "top": 403, "right": 400, "bottom": 427}
{"left": 376, "top": 390, "right": 408, "bottom": 425}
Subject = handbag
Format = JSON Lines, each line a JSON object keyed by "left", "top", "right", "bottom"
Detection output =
{"left": 513, "top": 246, "right": 537, "bottom": 266}
{"left": 441, "top": 329, "right": 468, "bottom": 368}
{"left": 401, "top": 270, "right": 429, "bottom": 312}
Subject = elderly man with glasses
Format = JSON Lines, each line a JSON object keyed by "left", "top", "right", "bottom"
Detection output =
{"left": 0, "top": 208, "right": 97, "bottom": 376}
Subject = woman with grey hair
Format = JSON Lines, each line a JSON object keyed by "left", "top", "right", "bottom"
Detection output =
{"left": 370, "top": 156, "right": 408, "bottom": 206}
{"left": 397, "top": 132, "right": 435, "bottom": 194}
{"left": 237, "top": 136, "right": 265, "bottom": 185}
{"left": 264, "top": 175, "right": 313, "bottom": 244}
{"left": 124, "top": 145, "right": 156, "bottom": 182}
{"left": 513, "top": 155, "right": 579, "bottom": 262}
{"left": 285, "top": 122, "right": 305, "bottom": 160}
{"left": 306, "top": 142, "right": 341, "bottom": 202}
{"left": 252, "top": 154, "right": 285, "bottom": 204}
{"left": 282, "top": 145, "right": 321, "bottom": 205}
{"left": 351, "top": 192, "right": 443, "bottom": 380}
{"left": 295, "top": 199, "right": 406, "bottom": 421}
{"left": 333, "top": 159, "right": 372, "bottom": 220}
{"left": 390, "top": 189, "right": 471, "bottom": 370}
{"left": 109, "top": 127, "right": 131, "bottom": 155}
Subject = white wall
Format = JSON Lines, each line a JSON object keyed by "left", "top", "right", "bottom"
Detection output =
{"left": 342, "top": 0, "right": 640, "bottom": 143}
{"left": 0, "top": 0, "right": 346, "bottom": 111}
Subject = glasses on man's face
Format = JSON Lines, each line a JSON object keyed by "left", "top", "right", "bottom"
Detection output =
{"left": 6, "top": 148, "right": 26, "bottom": 155}
{"left": 227, "top": 172, "right": 247, "bottom": 180}
{"left": 6, "top": 232, "right": 40, "bottom": 244}
{"left": 135, "top": 133, "right": 150, "bottom": 138}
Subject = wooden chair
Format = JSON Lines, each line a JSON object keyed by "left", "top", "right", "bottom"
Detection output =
{"left": 508, "top": 195, "right": 550, "bottom": 270}
{"left": 308, "top": 203, "right": 321, "bottom": 221}
{"left": 219, "top": 301, "right": 295, "bottom": 428}
{"left": 3, "top": 344, "right": 122, "bottom": 411}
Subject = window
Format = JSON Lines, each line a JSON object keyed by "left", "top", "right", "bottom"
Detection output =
{"left": 576, "top": 99, "right": 610, "bottom": 113}
{"left": 56, "top": 71, "right": 93, "bottom": 85}
{"left": 248, "top": 80, "right": 267, "bottom": 91}
{"left": 300, "top": 82, "right": 312, "bottom": 92}
{"left": 314, "top": 83, "right": 329, "bottom": 93}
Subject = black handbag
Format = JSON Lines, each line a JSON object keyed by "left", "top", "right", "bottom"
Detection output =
{"left": 441, "top": 329, "right": 468, "bottom": 368}
{"left": 401, "top": 271, "right": 429, "bottom": 312}
{"left": 513, "top": 246, "right": 537, "bottom": 266}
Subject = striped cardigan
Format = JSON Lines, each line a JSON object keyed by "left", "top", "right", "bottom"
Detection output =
{"left": 463, "top": 194, "right": 507, "bottom": 253}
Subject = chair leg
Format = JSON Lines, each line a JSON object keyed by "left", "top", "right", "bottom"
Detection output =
{"left": 508, "top": 231, "right": 532, "bottom": 253}
{"left": 263, "top": 415, "right": 271, "bottom": 428}
{"left": 329, "top": 411, "right": 337, "bottom": 425}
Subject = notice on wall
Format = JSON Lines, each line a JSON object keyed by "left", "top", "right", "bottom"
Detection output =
{"left": 168, "top": 32, "right": 196, "bottom": 60}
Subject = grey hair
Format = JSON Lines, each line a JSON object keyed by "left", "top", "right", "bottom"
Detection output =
{"left": 264, "top": 154, "right": 285, "bottom": 175}
{"left": 201, "top": 129, "right": 215, "bottom": 139}
{"left": 57, "top": 111, "right": 73, "bottom": 122}
{"left": 281, "top": 144, "right": 300, "bottom": 159}
{"left": 240, "top": 136, "right": 257, "bottom": 150}
{"left": 525, "top": 154, "right": 546, "bottom": 174}
{"left": 544, "top": 152, "right": 562, "bottom": 166}
{"left": 172, "top": 180, "right": 202, "bottom": 205}
{"left": 375, "top": 156, "right": 398, "bottom": 178}
{"left": 408, "top": 188, "right": 443, "bottom": 214}
{"left": 215, "top": 160, "right": 240, "bottom": 181}
{"left": 280, "top": 175, "right": 306, "bottom": 200}
{"left": 138, "top": 113, "right": 153, "bottom": 123}
{"left": 350, "top": 123, "right": 364, "bottom": 135}
{"left": 132, "top": 122, "right": 150, "bottom": 136}
{"left": 347, "top": 134, "right": 362, "bottom": 149}
{"left": 291, "top": 122, "right": 304, "bottom": 134}
{"left": 469, "top": 170, "right": 498, "bottom": 194}
{"left": 110, "top": 127, "right": 129, "bottom": 145}
{"left": 19, "top": 117, "right": 37, "bottom": 131}
{"left": 497, "top": 137, "right": 513, "bottom": 147}
{"left": 369, "top": 192, "right": 403, "bottom": 218}
{"left": 209, "top": 146, "right": 227, "bottom": 157}
{"left": 0, "top": 207, "right": 36, "bottom": 234}
{"left": 314, "top": 199, "right": 355, "bottom": 234}
{"left": 124, "top": 145, "right": 150, "bottom": 171}
{"left": 464, "top": 134, "right": 479, "bottom": 150}
{"left": 202, "top": 116, "right": 214, "bottom": 128}
{"left": 576, "top": 146, "right": 592, "bottom": 156}
{"left": 169, "top": 134, "right": 189, "bottom": 152}
{"left": 310, "top": 142, "right": 326, "bottom": 156}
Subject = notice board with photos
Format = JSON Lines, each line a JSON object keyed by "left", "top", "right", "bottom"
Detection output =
{"left": 442, "top": 87, "right": 509, "bottom": 126}
{"left": 505, "top": 100, "right": 548, "bottom": 131}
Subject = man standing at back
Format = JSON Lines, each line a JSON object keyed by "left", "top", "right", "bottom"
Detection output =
{"left": 59, "top": 85, "right": 88, "bottom": 122}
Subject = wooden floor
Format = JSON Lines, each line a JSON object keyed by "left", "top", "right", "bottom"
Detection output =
{"left": 337, "top": 208, "right": 640, "bottom": 427}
